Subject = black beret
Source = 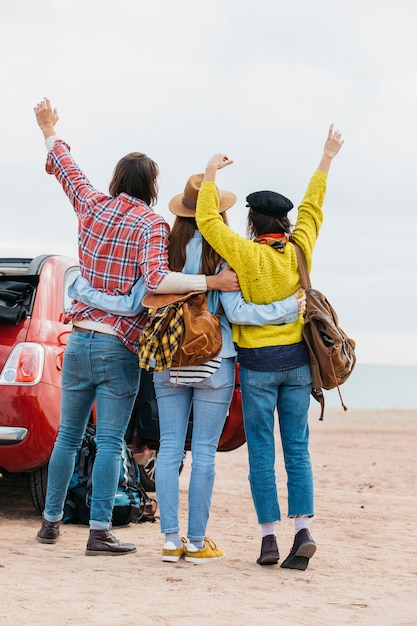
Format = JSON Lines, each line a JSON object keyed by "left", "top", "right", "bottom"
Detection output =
{"left": 246, "top": 190, "right": 294, "bottom": 217}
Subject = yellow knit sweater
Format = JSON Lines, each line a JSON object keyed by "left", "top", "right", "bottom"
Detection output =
{"left": 195, "top": 170, "right": 327, "bottom": 348}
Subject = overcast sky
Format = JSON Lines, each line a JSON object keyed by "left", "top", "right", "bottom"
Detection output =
{"left": 1, "top": 0, "right": 416, "bottom": 366}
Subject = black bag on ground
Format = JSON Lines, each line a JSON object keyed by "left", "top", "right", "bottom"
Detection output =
{"left": 63, "top": 423, "right": 157, "bottom": 526}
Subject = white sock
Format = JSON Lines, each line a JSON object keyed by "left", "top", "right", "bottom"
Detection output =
{"left": 261, "top": 522, "right": 276, "bottom": 537}
{"left": 165, "top": 532, "right": 182, "bottom": 548}
{"left": 294, "top": 516, "right": 311, "bottom": 534}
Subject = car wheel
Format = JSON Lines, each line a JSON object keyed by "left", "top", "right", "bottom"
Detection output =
{"left": 29, "top": 465, "right": 48, "bottom": 514}
{"left": 138, "top": 451, "right": 185, "bottom": 493}
{"left": 138, "top": 450, "right": 157, "bottom": 492}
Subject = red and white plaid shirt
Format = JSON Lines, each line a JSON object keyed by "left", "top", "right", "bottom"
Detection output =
{"left": 46, "top": 140, "right": 170, "bottom": 353}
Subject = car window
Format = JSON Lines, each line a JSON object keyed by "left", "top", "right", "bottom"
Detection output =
{"left": 63, "top": 267, "right": 80, "bottom": 310}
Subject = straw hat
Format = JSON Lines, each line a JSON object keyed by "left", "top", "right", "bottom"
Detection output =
{"left": 168, "top": 173, "right": 237, "bottom": 217}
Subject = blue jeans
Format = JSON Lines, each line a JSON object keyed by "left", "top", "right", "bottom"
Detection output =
{"left": 154, "top": 357, "right": 235, "bottom": 543}
{"left": 239, "top": 364, "right": 313, "bottom": 524}
{"left": 43, "top": 330, "right": 140, "bottom": 530}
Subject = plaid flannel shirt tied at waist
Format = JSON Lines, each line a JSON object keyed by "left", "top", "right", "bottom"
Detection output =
{"left": 138, "top": 302, "right": 185, "bottom": 371}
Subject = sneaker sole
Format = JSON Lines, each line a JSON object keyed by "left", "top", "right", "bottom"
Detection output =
{"left": 162, "top": 554, "right": 183, "bottom": 562}
{"left": 36, "top": 536, "right": 59, "bottom": 544}
{"left": 184, "top": 555, "right": 224, "bottom": 563}
{"left": 280, "top": 542, "right": 316, "bottom": 570}
{"left": 85, "top": 548, "right": 137, "bottom": 556}
{"left": 257, "top": 551, "right": 280, "bottom": 566}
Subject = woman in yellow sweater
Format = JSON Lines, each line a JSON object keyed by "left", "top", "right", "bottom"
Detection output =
{"left": 195, "top": 125, "right": 344, "bottom": 570}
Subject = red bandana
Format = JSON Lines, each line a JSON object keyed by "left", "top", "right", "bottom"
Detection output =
{"left": 255, "top": 233, "right": 289, "bottom": 253}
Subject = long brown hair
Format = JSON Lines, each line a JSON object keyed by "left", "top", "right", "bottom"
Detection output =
{"left": 168, "top": 215, "right": 228, "bottom": 275}
{"left": 247, "top": 209, "right": 292, "bottom": 239}
{"left": 109, "top": 152, "right": 159, "bottom": 207}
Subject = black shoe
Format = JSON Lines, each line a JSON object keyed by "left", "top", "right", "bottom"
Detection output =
{"left": 85, "top": 530, "right": 137, "bottom": 556}
{"left": 36, "top": 517, "right": 61, "bottom": 544}
{"left": 256, "top": 534, "right": 280, "bottom": 566}
{"left": 280, "top": 528, "right": 316, "bottom": 571}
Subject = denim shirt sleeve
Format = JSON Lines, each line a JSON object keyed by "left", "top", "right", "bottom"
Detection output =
{"left": 220, "top": 289, "right": 298, "bottom": 325}
{"left": 68, "top": 275, "right": 146, "bottom": 316}
{"left": 68, "top": 248, "right": 298, "bottom": 325}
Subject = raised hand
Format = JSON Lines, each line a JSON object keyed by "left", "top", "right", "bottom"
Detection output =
{"left": 317, "top": 124, "right": 344, "bottom": 173}
{"left": 323, "top": 124, "right": 344, "bottom": 159}
{"left": 203, "top": 153, "right": 234, "bottom": 182}
{"left": 34, "top": 97, "right": 59, "bottom": 137}
{"left": 206, "top": 153, "right": 234, "bottom": 171}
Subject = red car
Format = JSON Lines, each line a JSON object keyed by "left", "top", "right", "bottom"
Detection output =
{"left": 0, "top": 255, "right": 245, "bottom": 512}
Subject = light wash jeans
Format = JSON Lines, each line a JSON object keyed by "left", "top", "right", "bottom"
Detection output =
{"left": 239, "top": 364, "right": 313, "bottom": 524}
{"left": 154, "top": 357, "right": 235, "bottom": 543}
{"left": 43, "top": 330, "right": 140, "bottom": 530}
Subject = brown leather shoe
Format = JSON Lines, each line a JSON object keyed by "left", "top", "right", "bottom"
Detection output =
{"left": 85, "top": 530, "right": 137, "bottom": 556}
{"left": 280, "top": 528, "right": 316, "bottom": 571}
{"left": 256, "top": 534, "right": 280, "bottom": 566}
{"left": 36, "top": 517, "right": 61, "bottom": 544}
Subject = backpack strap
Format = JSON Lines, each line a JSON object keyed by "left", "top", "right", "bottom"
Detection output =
{"left": 292, "top": 242, "right": 325, "bottom": 420}
{"left": 292, "top": 243, "right": 311, "bottom": 290}
{"left": 142, "top": 291, "right": 200, "bottom": 309}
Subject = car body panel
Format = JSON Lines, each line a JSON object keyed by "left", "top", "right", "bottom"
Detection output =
{"left": 0, "top": 255, "right": 78, "bottom": 475}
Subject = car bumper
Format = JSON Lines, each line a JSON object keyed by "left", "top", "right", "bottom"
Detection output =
{"left": 0, "top": 381, "right": 60, "bottom": 473}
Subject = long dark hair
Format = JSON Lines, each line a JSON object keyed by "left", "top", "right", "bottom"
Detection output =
{"left": 247, "top": 209, "right": 292, "bottom": 239}
{"left": 168, "top": 215, "right": 228, "bottom": 275}
{"left": 109, "top": 152, "right": 159, "bottom": 207}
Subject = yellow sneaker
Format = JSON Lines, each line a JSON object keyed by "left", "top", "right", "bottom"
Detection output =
{"left": 184, "top": 537, "right": 224, "bottom": 563}
{"left": 162, "top": 537, "right": 187, "bottom": 562}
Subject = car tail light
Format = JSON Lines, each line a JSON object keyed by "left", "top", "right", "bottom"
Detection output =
{"left": 0, "top": 343, "right": 45, "bottom": 385}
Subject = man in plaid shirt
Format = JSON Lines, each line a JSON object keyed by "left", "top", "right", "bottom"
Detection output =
{"left": 34, "top": 97, "right": 238, "bottom": 556}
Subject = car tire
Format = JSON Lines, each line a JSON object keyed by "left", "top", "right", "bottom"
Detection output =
{"left": 138, "top": 451, "right": 185, "bottom": 493}
{"left": 29, "top": 464, "right": 48, "bottom": 514}
{"left": 138, "top": 450, "right": 157, "bottom": 492}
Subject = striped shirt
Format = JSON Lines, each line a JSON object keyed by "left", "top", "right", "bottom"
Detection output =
{"left": 45, "top": 140, "right": 170, "bottom": 353}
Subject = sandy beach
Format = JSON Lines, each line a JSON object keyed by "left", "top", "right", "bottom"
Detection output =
{"left": 1, "top": 407, "right": 416, "bottom": 626}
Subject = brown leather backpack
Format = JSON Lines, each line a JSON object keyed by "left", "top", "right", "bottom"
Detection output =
{"left": 141, "top": 291, "right": 222, "bottom": 369}
{"left": 293, "top": 243, "right": 357, "bottom": 420}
